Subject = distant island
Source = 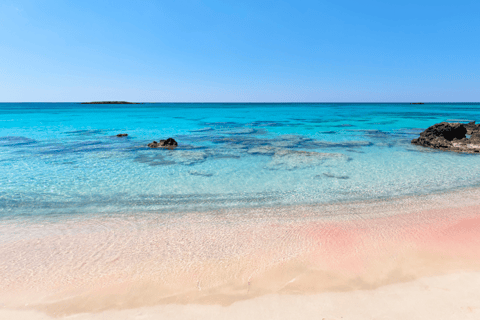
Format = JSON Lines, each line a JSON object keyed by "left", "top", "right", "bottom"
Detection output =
{"left": 410, "top": 102, "right": 424, "bottom": 105}
{"left": 81, "top": 101, "right": 142, "bottom": 104}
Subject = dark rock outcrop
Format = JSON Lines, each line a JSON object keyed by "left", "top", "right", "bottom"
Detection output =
{"left": 116, "top": 133, "right": 128, "bottom": 137}
{"left": 148, "top": 138, "right": 178, "bottom": 149}
{"left": 411, "top": 122, "right": 480, "bottom": 153}
{"left": 419, "top": 122, "right": 466, "bottom": 141}
{"left": 464, "top": 121, "right": 480, "bottom": 135}
{"left": 469, "top": 132, "right": 480, "bottom": 144}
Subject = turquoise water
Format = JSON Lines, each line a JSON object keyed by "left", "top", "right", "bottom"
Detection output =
{"left": 1, "top": 103, "right": 479, "bottom": 219}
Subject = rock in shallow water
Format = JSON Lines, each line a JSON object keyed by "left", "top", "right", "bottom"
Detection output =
{"left": 148, "top": 138, "right": 178, "bottom": 149}
{"left": 464, "top": 121, "right": 480, "bottom": 135}
{"left": 411, "top": 122, "right": 480, "bottom": 153}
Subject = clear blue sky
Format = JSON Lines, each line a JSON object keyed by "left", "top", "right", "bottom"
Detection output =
{"left": 1, "top": 0, "right": 479, "bottom": 102}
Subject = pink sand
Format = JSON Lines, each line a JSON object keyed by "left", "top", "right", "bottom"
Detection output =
{"left": 1, "top": 188, "right": 480, "bottom": 318}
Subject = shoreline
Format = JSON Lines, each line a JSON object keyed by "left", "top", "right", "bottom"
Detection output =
{"left": 1, "top": 187, "right": 480, "bottom": 318}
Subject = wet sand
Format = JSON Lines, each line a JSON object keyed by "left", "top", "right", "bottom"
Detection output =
{"left": 1, "top": 187, "right": 480, "bottom": 319}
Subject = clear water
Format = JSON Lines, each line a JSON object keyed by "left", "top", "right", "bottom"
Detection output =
{"left": 1, "top": 103, "right": 479, "bottom": 219}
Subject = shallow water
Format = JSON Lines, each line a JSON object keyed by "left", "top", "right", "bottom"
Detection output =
{"left": 1, "top": 103, "right": 480, "bottom": 219}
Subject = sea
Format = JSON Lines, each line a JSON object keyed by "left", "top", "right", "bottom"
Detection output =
{"left": 1, "top": 103, "right": 480, "bottom": 221}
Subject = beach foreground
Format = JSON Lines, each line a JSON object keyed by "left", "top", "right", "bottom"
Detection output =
{"left": 1, "top": 188, "right": 480, "bottom": 319}
{"left": 2, "top": 272, "right": 480, "bottom": 320}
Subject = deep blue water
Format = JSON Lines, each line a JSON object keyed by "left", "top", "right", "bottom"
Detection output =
{"left": 1, "top": 103, "right": 480, "bottom": 219}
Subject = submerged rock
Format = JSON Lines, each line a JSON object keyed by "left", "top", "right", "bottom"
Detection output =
{"left": 148, "top": 138, "right": 178, "bottom": 149}
{"left": 116, "top": 133, "right": 128, "bottom": 137}
{"left": 322, "top": 173, "right": 350, "bottom": 179}
{"left": 266, "top": 149, "right": 348, "bottom": 170}
{"left": 166, "top": 150, "right": 209, "bottom": 165}
{"left": 189, "top": 170, "right": 213, "bottom": 177}
{"left": 411, "top": 122, "right": 480, "bottom": 153}
{"left": 247, "top": 146, "right": 278, "bottom": 155}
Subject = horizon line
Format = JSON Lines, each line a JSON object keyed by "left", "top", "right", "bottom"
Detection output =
{"left": 1, "top": 101, "right": 480, "bottom": 104}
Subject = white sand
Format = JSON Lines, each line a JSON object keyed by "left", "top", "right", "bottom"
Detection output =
{"left": 1, "top": 271, "right": 479, "bottom": 320}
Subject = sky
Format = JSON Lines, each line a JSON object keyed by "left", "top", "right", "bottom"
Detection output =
{"left": 0, "top": 0, "right": 479, "bottom": 102}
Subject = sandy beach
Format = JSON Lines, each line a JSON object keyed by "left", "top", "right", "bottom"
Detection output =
{"left": 2, "top": 272, "right": 480, "bottom": 320}
{"left": 1, "top": 187, "right": 480, "bottom": 319}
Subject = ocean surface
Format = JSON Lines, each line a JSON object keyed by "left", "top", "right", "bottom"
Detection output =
{"left": 1, "top": 103, "right": 480, "bottom": 220}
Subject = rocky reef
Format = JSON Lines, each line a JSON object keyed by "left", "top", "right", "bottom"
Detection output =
{"left": 411, "top": 121, "right": 480, "bottom": 153}
{"left": 148, "top": 138, "right": 178, "bottom": 149}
